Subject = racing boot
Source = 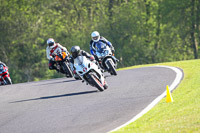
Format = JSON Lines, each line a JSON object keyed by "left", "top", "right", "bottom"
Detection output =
{"left": 73, "top": 70, "right": 81, "bottom": 80}
{"left": 103, "top": 81, "right": 108, "bottom": 89}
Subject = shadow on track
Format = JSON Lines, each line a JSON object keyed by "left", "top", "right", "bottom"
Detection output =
{"left": 35, "top": 79, "right": 78, "bottom": 86}
{"left": 11, "top": 90, "right": 98, "bottom": 103}
{"left": 104, "top": 74, "right": 115, "bottom": 78}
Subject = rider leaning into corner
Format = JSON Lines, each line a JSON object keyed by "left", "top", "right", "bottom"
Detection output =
{"left": 0, "top": 61, "right": 11, "bottom": 85}
{"left": 70, "top": 46, "right": 95, "bottom": 67}
{"left": 46, "top": 38, "right": 70, "bottom": 72}
{"left": 89, "top": 31, "right": 115, "bottom": 61}
{"left": 69, "top": 46, "right": 96, "bottom": 79}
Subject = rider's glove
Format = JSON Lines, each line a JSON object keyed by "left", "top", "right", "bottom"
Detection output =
{"left": 111, "top": 46, "right": 115, "bottom": 53}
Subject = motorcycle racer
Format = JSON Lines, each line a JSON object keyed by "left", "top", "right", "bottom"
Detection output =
{"left": 70, "top": 45, "right": 95, "bottom": 65}
{"left": 46, "top": 38, "right": 70, "bottom": 72}
{"left": 70, "top": 46, "right": 108, "bottom": 91}
{"left": 0, "top": 61, "right": 12, "bottom": 85}
{"left": 69, "top": 46, "right": 95, "bottom": 79}
{"left": 89, "top": 31, "right": 115, "bottom": 61}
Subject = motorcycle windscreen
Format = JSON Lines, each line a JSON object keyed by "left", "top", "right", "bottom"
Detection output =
{"left": 96, "top": 42, "right": 107, "bottom": 53}
{"left": 0, "top": 65, "right": 7, "bottom": 74}
{"left": 74, "top": 56, "right": 90, "bottom": 75}
{"left": 96, "top": 44, "right": 112, "bottom": 58}
{"left": 74, "top": 56, "right": 89, "bottom": 67}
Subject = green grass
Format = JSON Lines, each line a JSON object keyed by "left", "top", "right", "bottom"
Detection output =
{"left": 113, "top": 59, "right": 200, "bottom": 133}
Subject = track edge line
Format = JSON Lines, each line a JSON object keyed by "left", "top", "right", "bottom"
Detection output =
{"left": 108, "top": 65, "right": 184, "bottom": 133}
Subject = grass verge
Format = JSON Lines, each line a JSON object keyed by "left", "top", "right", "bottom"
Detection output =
{"left": 113, "top": 59, "right": 200, "bottom": 133}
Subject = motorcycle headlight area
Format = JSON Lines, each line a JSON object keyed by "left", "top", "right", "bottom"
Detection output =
{"left": 105, "top": 50, "right": 109, "bottom": 55}
{"left": 0, "top": 66, "right": 4, "bottom": 73}
{"left": 0, "top": 65, "right": 3, "bottom": 70}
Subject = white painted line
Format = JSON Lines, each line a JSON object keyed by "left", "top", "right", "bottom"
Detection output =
{"left": 109, "top": 65, "right": 184, "bottom": 133}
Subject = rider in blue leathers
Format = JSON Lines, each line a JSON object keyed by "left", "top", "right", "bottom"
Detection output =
{"left": 89, "top": 31, "right": 115, "bottom": 61}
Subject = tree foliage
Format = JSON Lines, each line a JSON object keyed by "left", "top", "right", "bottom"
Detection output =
{"left": 0, "top": 0, "right": 199, "bottom": 83}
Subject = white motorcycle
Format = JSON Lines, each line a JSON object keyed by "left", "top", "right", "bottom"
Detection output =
{"left": 96, "top": 43, "right": 118, "bottom": 75}
{"left": 73, "top": 56, "right": 108, "bottom": 91}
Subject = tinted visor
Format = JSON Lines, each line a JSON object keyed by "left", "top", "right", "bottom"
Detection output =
{"left": 72, "top": 52, "right": 78, "bottom": 58}
{"left": 92, "top": 36, "right": 99, "bottom": 40}
{"left": 48, "top": 42, "right": 54, "bottom": 47}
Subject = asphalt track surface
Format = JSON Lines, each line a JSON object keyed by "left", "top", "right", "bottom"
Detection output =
{"left": 0, "top": 66, "right": 183, "bottom": 133}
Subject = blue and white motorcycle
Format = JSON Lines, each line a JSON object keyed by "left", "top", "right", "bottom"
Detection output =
{"left": 73, "top": 56, "right": 108, "bottom": 91}
{"left": 95, "top": 43, "right": 118, "bottom": 75}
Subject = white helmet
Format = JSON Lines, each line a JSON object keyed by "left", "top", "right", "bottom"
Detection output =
{"left": 91, "top": 31, "right": 100, "bottom": 42}
{"left": 47, "top": 38, "right": 55, "bottom": 48}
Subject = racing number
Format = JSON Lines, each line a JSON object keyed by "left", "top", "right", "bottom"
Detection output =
{"left": 83, "top": 67, "right": 87, "bottom": 72}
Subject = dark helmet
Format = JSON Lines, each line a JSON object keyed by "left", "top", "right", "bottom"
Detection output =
{"left": 70, "top": 46, "right": 80, "bottom": 58}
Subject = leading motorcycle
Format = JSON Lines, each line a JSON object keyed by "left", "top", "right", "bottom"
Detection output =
{"left": 73, "top": 56, "right": 108, "bottom": 91}
{"left": 0, "top": 65, "right": 12, "bottom": 85}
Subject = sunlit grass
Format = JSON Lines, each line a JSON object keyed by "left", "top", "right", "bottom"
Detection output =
{"left": 113, "top": 59, "right": 200, "bottom": 133}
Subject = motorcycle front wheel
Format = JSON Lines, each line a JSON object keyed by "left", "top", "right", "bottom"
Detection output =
{"left": 107, "top": 60, "right": 117, "bottom": 75}
{"left": 4, "top": 77, "right": 12, "bottom": 85}
{"left": 87, "top": 73, "right": 104, "bottom": 92}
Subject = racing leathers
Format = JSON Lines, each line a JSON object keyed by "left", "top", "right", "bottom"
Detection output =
{"left": 46, "top": 43, "right": 69, "bottom": 71}
{"left": 70, "top": 50, "right": 95, "bottom": 66}
{"left": 0, "top": 61, "right": 9, "bottom": 85}
{"left": 69, "top": 50, "right": 95, "bottom": 79}
{"left": 89, "top": 36, "right": 115, "bottom": 59}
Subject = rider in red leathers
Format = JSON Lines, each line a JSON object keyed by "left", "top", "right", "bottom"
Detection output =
{"left": 0, "top": 61, "right": 12, "bottom": 85}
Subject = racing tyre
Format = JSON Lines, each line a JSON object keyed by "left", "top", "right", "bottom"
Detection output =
{"left": 4, "top": 77, "right": 12, "bottom": 85}
{"left": 88, "top": 74, "right": 104, "bottom": 92}
{"left": 63, "top": 62, "right": 73, "bottom": 78}
{"left": 107, "top": 60, "right": 117, "bottom": 75}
